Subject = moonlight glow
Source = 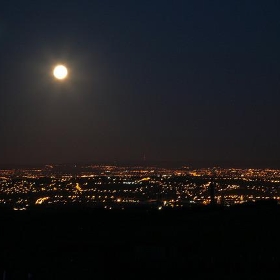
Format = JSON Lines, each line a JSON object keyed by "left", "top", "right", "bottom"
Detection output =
{"left": 53, "top": 65, "right": 68, "bottom": 80}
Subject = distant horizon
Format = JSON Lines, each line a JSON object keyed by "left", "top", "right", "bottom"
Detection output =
{"left": 1, "top": 159, "right": 280, "bottom": 169}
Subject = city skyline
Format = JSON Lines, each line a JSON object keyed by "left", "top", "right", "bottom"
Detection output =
{"left": 1, "top": 163, "right": 280, "bottom": 211}
{"left": 1, "top": 1, "right": 280, "bottom": 166}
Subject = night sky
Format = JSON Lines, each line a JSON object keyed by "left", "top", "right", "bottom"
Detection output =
{"left": 1, "top": 0, "right": 280, "bottom": 167}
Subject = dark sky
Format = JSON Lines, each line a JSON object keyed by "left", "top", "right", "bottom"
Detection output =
{"left": 1, "top": 0, "right": 280, "bottom": 167}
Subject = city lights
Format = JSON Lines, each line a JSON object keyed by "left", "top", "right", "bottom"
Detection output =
{"left": 0, "top": 165, "right": 279, "bottom": 210}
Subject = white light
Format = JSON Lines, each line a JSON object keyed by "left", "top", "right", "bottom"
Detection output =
{"left": 53, "top": 65, "right": 68, "bottom": 80}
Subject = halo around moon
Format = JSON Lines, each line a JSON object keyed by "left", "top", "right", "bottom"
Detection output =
{"left": 53, "top": 65, "right": 68, "bottom": 80}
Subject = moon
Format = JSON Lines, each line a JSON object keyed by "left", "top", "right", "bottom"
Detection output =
{"left": 53, "top": 65, "right": 68, "bottom": 80}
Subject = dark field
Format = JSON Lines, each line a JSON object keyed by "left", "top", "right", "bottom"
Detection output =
{"left": 0, "top": 205, "right": 280, "bottom": 279}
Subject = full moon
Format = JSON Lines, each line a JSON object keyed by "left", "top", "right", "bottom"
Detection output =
{"left": 53, "top": 65, "right": 68, "bottom": 80}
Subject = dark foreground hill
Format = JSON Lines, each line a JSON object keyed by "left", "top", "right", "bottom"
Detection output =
{"left": 0, "top": 204, "right": 280, "bottom": 279}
